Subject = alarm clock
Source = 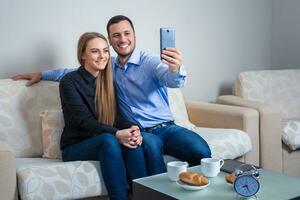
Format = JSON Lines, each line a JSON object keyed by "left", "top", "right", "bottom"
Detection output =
{"left": 233, "top": 164, "right": 260, "bottom": 197}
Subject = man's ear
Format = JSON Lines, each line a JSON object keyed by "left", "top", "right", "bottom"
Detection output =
{"left": 108, "top": 36, "right": 112, "bottom": 46}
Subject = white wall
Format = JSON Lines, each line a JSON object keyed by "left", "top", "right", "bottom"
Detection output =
{"left": 0, "top": 0, "right": 272, "bottom": 101}
{"left": 271, "top": 0, "right": 300, "bottom": 69}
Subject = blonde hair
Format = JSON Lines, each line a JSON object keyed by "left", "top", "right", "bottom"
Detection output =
{"left": 77, "top": 32, "right": 116, "bottom": 126}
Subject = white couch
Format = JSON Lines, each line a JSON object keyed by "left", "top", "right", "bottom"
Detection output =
{"left": 0, "top": 79, "right": 258, "bottom": 200}
{"left": 217, "top": 69, "right": 300, "bottom": 177}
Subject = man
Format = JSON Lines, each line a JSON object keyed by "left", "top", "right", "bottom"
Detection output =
{"left": 12, "top": 15, "right": 211, "bottom": 175}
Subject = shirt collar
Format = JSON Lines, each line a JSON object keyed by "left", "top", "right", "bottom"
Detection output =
{"left": 115, "top": 49, "right": 141, "bottom": 69}
{"left": 78, "top": 66, "right": 96, "bottom": 84}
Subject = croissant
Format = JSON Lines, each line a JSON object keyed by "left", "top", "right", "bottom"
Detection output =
{"left": 225, "top": 173, "right": 236, "bottom": 184}
{"left": 179, "top": 172, "right": 209, "bottom": 186}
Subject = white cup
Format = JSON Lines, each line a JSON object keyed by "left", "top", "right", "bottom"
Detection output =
{"left": 201, "top": 158, "right": 224, "bottom": 177}
{"left": 167, "top": 161, "right": 188, "bottom": 181}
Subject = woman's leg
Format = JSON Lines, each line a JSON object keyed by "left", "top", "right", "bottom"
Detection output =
{"left": 62, "top": 133, "right": 127, "bottom": 200}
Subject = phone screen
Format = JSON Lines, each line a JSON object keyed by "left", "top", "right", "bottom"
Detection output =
{"left": 221, "top": 159, "right": 261, "bottom": 173}
{"left": 160, "top": 27, "right": 175, "bottom": 57}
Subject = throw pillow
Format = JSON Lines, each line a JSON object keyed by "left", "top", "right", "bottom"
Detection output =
{"left": 282, "top": 119, "right": 300, "bottom": 151}
{"left": 40, "top": 109, "right": 64, "bottom": 159}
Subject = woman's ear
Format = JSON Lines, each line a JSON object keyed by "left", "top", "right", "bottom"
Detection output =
{"left": 81, "top": 53, "right": 86, "bottom": 60}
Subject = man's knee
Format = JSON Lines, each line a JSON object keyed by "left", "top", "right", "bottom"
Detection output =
{"left": 142, "top": 133, "right": 163, "bottom": 153}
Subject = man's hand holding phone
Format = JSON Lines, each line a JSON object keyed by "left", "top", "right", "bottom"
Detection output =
{"left": 161, "top": 47, "right": 182, "bottom": 72}
{"left": 160, "top": 27, "right": 182, "bottom": 72}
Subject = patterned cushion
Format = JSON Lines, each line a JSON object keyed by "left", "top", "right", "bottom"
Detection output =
{"left": 16, "top": 160, "right": 105, "bottom": 200}
{"left": 40, "top": 110, "right": 64, "bottom": 159}
{"left": 167, "top": 88, "right": 196, "bottom": 130}
{"left": 193, "top": 127, "right": 252, "bottom": 159}
{"left": 282, "top": 119, "right": 300, "bottom": 151}
{"left": 234, "top": 70, "right": 300, "bottom": 119}
{"left": 0, "top": 79, "right": 60, "bottom": 157}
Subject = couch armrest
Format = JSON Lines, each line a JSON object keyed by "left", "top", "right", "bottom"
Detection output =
{"left": 185, "top": 101, "right": 259, "bottom": 166}
{"left": 216, "top": 95, "right": 283, "bottom": 173}
{"left": 0, "top": 141, "right": 17, "bottom": 200}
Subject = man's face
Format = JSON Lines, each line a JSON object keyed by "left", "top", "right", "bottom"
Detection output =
{"left": 108, "top": 20, "right": 136, "bottom": 58}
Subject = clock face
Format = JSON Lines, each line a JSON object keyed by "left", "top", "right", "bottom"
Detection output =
{"left": 234, "top": 175, "right": 260, "bottom": 197}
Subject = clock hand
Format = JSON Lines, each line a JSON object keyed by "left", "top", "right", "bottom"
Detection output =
{"left": 242, "top": 184, "right": 250, "bottom": 192}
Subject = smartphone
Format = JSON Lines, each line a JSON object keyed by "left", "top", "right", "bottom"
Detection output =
{"left": 160, "top": 27, "right": 175, "bottom": 57}
{"left": 221, "top": 159, "right": 261, "bottom": 173}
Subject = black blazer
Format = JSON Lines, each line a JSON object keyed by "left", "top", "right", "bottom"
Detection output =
{"left": 59, "top": 66, "right": 118, "bottom": 149}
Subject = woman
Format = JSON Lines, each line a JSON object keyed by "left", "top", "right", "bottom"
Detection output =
{"left": 59, "top": 32, "right": 147, "bottom": 200}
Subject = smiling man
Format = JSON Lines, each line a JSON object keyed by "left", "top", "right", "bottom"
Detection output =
{"left": 12, "top": 15, "right": 211, "bottom": 175}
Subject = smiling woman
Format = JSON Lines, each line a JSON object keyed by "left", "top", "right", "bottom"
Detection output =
{"left": 58, "top": 32, "right": 147, "bottom": 200}
{"left": 78, "top": 36, "right": 110, "bottom": 77}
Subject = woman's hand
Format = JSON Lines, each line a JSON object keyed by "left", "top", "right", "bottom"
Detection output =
{"left": 116, "top": 125, "right": 142, "bottom": 148}
{"left": 129, "top": 125, "right": 143, "bottom": 146}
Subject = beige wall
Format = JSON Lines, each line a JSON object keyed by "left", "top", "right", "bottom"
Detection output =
{"left": 0, "top": 0, "right": 273, "bottom": 101}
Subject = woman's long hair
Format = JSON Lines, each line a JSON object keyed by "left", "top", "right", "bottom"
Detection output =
{"left": 77, "top": 32, "right": 116, "bottom": 126}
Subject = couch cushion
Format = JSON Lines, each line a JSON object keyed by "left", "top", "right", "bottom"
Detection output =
{"left": 0, "top": 79, "right": 61, "bottom": 157}
{"left": 16, "top": 159, "right": 104, "bottom": 200}
{"left": 167, "top": 88, "right": 196, "bottom": 130}
{"left": 15, "top": 156, "right": 180, "bottom": 200}
{"left": 234, "top": 70, "right": 300, "bottom": 119}
{"left": 282, "top": 119, "right": 300, "bottom": 151}
{"left": 40, "top": 109, "right": 64, "bottom": 159}
{"left": 193, "top": 127, "right": 252, "bottom": 159}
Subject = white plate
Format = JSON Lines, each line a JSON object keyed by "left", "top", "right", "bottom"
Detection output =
{"left": 226, "top": 182, "right": 233, "bottom": 187}
{"left": 176, "top": 180, "right": 210, "bottom": 190}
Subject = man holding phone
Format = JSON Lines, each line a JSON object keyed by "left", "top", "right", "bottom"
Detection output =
{"left": 12, "top": 15, "right": 211, "bottom": 175}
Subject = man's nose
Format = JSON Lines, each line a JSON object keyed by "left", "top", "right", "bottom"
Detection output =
{"left": 119, "top": 34, "right": 126, "bottom": 41}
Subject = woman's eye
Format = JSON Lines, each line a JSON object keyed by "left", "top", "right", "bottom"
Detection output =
{"left": 91, "top": 50, "right": 98, "bottom": 53}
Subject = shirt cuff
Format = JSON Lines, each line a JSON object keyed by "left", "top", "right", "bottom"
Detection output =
{"left": 169, "top": 65, "right": 187, "bottom": 77}
{"left": 177, "top": 65, "right": 187, "bottom": 76}
{"left": 41, "top": 70, "right": 54, "bottom": 80}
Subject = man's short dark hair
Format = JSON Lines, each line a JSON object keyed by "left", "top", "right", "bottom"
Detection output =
{"left": 106, "top": 15, "right": 135, "bottom": 35}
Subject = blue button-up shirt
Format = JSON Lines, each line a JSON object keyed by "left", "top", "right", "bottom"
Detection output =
{"left": 42, "top": 49, "right": 187, "bottom": 128}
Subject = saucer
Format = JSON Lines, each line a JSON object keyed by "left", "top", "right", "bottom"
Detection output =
{"left": 226, "top": 181, "right": 233, "bottom": 187}
{"left": 176, "top": 180, "right": 210, "bottom": 190}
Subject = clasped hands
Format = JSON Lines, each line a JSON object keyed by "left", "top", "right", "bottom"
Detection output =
{"left": 116, "top": 125, "right": 142, "bottom": 148}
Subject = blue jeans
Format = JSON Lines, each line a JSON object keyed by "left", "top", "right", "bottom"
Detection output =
{"left": 62, "top": 133, "right": 147, "bottom": 200}
{"left": 142, "top": 125, "right": 211, "bottom": 175}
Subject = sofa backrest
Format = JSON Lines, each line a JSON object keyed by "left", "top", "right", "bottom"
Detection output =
{"left": 0, "top": 79, "right": 60, "bottom": 157}
{"left": 233, "top": 69, "right": 300, "bottom": 119}
{"left": 0, "top": 79, "right": 193, "bottom": 158}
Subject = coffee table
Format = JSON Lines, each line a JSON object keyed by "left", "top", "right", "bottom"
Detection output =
{"left": 133, "top": 165, "right": 300, "bottom": 200}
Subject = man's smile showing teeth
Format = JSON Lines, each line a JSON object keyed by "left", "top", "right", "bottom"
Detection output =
{"left": 119, "top": 44, "right": 129, "bottom": 48}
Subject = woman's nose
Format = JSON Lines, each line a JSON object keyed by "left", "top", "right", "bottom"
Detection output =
{"left": 98, "top": 52, "right": 104, "bottom": 58}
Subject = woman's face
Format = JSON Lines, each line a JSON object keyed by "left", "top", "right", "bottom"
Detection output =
{"left": 82, "top": 37, "right": 109, "bottom": 76}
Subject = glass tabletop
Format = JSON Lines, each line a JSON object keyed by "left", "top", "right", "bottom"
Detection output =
{"left": 133, "top": 165, "right": 300, "bottom": 200}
